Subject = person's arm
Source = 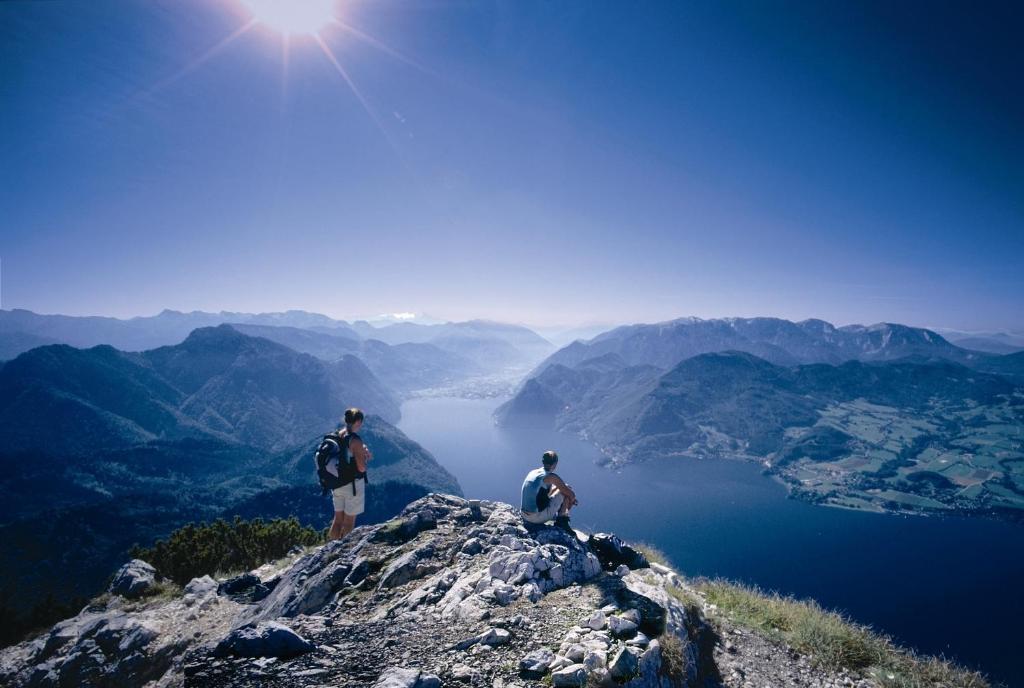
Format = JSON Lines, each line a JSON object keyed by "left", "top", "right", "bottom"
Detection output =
{"left": 349, "top": 436, "right": 372, "bottom": 472}
{"left": 544, "top": 473, "right": 577, "bottom": 504}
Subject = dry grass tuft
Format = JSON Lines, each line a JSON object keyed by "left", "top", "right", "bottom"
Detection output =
{"left": 658, "top": 632, "right": 690, "bottom": 687}
{"left": 696, "top": 579, "right": 989, "bottom": 688}
{"left": 632, "top": 542, "right": 672, "bottom": 568}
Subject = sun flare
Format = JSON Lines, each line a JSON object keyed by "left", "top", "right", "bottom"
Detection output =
{"left": 240, "top": 0, "right": 336, "bottom": 35}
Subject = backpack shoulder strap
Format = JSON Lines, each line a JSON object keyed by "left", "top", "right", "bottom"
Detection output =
{"left": 345, "top": 431, "right": 366, "bottom": 482}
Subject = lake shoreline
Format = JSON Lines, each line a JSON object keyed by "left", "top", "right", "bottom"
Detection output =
{"left": 526, "top": 417, "right": 1024, "bottom": 526}
{"left": 398, "top": 394, "right": 1024, "bottom": 686}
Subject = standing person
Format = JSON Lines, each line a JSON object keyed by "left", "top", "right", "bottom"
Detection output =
{"left": 520, "top": 450, "right": 577, "bottom": 532}
{"left": 317, "top": 408, "right": 373, "bottom": 541}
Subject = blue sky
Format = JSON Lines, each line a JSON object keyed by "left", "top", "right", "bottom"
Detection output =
{"left": 1, "top": 0, "right": 1021, "bottom": 329}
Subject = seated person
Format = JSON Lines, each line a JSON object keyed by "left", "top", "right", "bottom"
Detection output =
{"left": 520, "top": 450, "right": 577, "bottom": 531}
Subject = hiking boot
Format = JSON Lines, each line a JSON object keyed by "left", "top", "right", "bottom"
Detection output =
{"left": 554, "top": 515, "right": 573, "bottom": 533}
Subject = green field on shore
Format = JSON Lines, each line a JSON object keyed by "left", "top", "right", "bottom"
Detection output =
{"left": 773, "top": 398, "right": 1024, "bottom": 515}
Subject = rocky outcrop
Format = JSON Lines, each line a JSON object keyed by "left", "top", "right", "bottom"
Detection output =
{"left": 0, "top": 494, "right": 713, "bottom": 687}
{"left": 212, "top": 621, "right": 313, "bottom": 658}
{"left": 0, "top": 566, "right": 242, "bottom": 687}
{"left": 108, "top": 560, "right": 158, "bottom": 599}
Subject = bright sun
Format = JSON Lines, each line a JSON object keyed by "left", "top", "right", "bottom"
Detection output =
{"left": 240, "top": 0, "right": 336, "bottom": 35}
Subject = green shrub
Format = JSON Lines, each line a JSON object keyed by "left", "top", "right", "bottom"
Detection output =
{"left": 130, "top": 516, "right": 321, "bottom": 585}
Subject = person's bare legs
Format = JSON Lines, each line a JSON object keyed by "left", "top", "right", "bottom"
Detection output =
{"left": 339, "top": 513, "right": 357, "bottom": 539}
{"left": 328, "top": 511, "right": 347, "bottom": 540}
{"left": 549, "top": 488, "right": 575, "bottom": 518}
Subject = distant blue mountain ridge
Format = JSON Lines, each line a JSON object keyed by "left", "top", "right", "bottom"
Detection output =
{"left": 498, "top": 316, "right": 1024, "bottom": 519}
{"left": 533, "top": 316, "right": 1009, "bottom": 371}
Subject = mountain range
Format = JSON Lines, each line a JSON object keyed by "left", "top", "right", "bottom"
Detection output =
{"left": 227, "top": 323, "right": 484, "bottom": 393}
{"left": 0, "top": 308, "right": 360, "bottom": 353}
{"left": 0, "top": 324, "right": 400, "bottom": 454}
{"left": 4, "top": 307, "right": 1023, "bottom": 646}
{"left": 2, "top": 307, "right": 561, "bottom": 401}
{"left": 499, "top": 316, "right": 1024, "bottom": 517}
{"left": 348, "top": 318, "right": 554, "bottom": 368}
{"left": 0, "top": 325, "right": 461, "bottom": 628}
{"left": 534, "top": 316, "right": 1013, "bottom": 372}
{"left": 503, "top": 350, "right": 1016, "bottom": 456}
{"left": 0, "top": 309, "right": 555, "bottom": 396}
{"left": 933, "top": 328, "right": 1024, "bottom": 355}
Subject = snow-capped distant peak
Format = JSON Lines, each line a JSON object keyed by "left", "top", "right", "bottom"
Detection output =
{"left": 364, "top": 312, "right": 447, "bottom": 326}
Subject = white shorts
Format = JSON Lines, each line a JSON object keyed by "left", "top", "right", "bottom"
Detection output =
{"left": 332, "top": 478, "right": 365, "bottom": 515}
{"left": 522, "top": 491, "right": 564, "bottom": 524}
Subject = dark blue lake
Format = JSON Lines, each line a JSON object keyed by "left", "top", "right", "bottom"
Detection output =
{"left": 399, "top": 395, "right": 1024, "bottom": 687}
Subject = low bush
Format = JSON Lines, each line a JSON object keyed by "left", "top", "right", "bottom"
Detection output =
{"left": 130, "top": 516, "right": 321, "bottom": 585}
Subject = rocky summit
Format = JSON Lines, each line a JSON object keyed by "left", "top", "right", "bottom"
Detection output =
{"left": 0, "top": 494, "right": 881, "bottom": 688}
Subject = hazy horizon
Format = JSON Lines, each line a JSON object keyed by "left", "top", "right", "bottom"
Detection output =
{"left": 2, "top": 1, "right": 1021, "bottom": 331}
{"left": 4, "top": 305, "right": 1023, "bottom": 340}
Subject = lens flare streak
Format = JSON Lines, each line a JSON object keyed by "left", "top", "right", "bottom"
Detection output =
{"left": 312, "top": 33, "right": 406, "bottom": 161}
{"left": 144, "top": 19, "right": 258, "bottom": 98}
{"left": 280, "top": 31, "right": 290, "bottom": 109}
{"left": 329, "top": 18, "right": 438, "bottom": 79}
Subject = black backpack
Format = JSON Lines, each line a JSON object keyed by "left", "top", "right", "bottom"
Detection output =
{"left": 314, "top": 431, "right": 364, "bottom": 496}
{"left": 535, "top": 470, "right": 558, "bottom": 510}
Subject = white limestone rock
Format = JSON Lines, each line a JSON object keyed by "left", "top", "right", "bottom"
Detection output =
{"left": 109, "top": 560, "right": 157, "bottom": 599}
{"left": 551, "top": 663, "right": 588, "bottom": 687}
{"left": 609, "top": 614, "right": 639, "bottom": 639}
{"left": 519, "top": 647, "right": 555, "bottom": 673}
{"left": 584, "top": 610, "right": 608, "bottom": 631}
